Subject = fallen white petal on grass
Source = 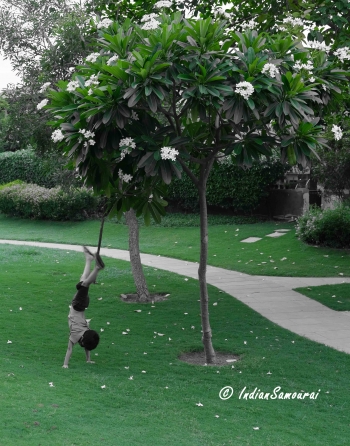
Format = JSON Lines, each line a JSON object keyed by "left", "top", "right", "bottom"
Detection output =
{"left": 253, "top": 427, "right": 260, "bottom": 430}
{"left": 126, "top": 329, "right": 130, "bottom": 332}
{"left": 244, "top": 341, "right": 247, "bottom": 344}
{"left": 129, "top": 376, "right": 133, "bottom": 380}
{"left": 7, "top": 340, "right": 12, "bottom": 344}
{"left": 124, "top": 366, "right": 129, "bottom": 369}
{"left": 184, "top": 278, "right": 189, "bottom": 281}
{"left": 122, "top": 332, "right": 128, "bottom": 335}
{"left": 215, "top": 415, "right": 219, "bottom": 418}
{"left": 100, "top": 328, "right": 104, "bottom": 332}
{"left": 267, "top": 371, "right": 272, "bottom": 375}
{"left": 98, "top": 297, "right": 103, "bottom": 300}
{"left": 107, "top": 322, "right": 110, "bottom": 325}
{"left": 196, "top": 402, "right": 203, "bottom": 406}
{"left": 49, "top": 382, "right": 54, "bottom": 387}
{"left": 19, "top": 307, "right": 22, "bottom": 311}
{"left": 141, "top": 371, "right": 146, "bottom": 373}
{"left": 226, "top": 359, "right": 237, "bottom": 363}
{"left": 169, "top": 337, "right": 172, "bottom": 340}
{"left": 191, "top": 326, "right": 195, "bottom": 330}
{"left": 158, "top": 333, "right": 164, "bottom": 336}
{"left": 135, "top": 310, "right": 142, "bottom": 313}
{"left": 184, "top": 312, "right": 188, "bottom": 315}
{"left": 339, "top": 273, "right": 344, "bottom": 276}
{"left": 280, "top": 257, "right": 287, "bottom": 261}
{"left": 101, "top": 385, "right": 106, "bottom": 389}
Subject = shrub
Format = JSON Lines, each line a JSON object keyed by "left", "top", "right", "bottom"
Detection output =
{"left": 296, "top": 204, "right": 350, "bottom": 248}
{"left": 167, "top": 160, "right": 287, "bottom": 213}
{"left": 0, "top": 149, "right": 58, "bottom": 188}
{"left": 0, "top": 183, "right": 98, "bottom": 221}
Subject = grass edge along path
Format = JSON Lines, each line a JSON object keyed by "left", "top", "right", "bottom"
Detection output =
{"left": 0, "top": 214, "right": 349, "bottom": 278}
{"left": 295, "top": 283, "right": 350, "bottom": 311}
{"left": 1, "top": 244, "right": 350, "bottom": 446}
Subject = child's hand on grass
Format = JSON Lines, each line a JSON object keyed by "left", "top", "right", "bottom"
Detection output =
{"left": 86, "top": 360, "right": 95, "bottom": 364}
{"left": 62, "top": 365, "right": 69, "bottom": 368}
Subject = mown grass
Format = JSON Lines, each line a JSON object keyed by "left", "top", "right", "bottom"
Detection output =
{"left": 0, "top": 213, "right": 349, "bottom": 277}
{"left": 295, "top": 284, "right": 350, "bottom": 311}
{"left": 1, "top": 244, "right": 350, "bottom": 446}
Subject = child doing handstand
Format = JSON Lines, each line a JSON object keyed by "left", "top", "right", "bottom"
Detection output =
{"left": 63, "top": 246, "right": 105, "bottom": 368}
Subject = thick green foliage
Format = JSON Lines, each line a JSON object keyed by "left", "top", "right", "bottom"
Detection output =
{"left": 296, "top": 204, "right": 350, "bottom": 248}
{"left": 0, "top": 183, "right": 98, "bottom": 221}
{"left": 0, "top": 149, "right": 58, "bottom": 188}
{"left": 167, "top": 161, "right": 287, "bottom": 212}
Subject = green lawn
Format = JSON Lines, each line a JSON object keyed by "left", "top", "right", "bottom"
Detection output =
{"left": 1, "top": 244, "right": 350, "bottom": 446}
{"left": 295, "top": 284, "right": 350, "bottom": 311}
{"left": 0, "top": 213, "right": 349, "bottom": 277}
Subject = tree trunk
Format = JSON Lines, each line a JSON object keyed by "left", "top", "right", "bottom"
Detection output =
{"left": 198, "top": 162, "right": 216, "bottom": 364}
{"left": 125, "top": 209, "right": 151, "bottom": 302}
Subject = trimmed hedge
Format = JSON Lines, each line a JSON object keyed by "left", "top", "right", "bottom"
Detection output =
{"left": 0, "top": 149, "right": 58, "bottom": 188}
{"left": 167, "top": 160, "right": 287, "bottom": 212}
{"left": 296, "top": 204, "right": 350, "bottom": 249}
{"left": 0, "top": 183, "right": 98, "bottom": 221}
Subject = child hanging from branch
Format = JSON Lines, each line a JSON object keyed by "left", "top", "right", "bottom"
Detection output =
{"left": 63, "top": 246, "right": 105, "bottom": 368}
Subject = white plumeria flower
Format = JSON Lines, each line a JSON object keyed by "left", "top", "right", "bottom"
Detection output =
{"left": 235, "top": 81, "right": 254, "bottom": 100}
{"left": 88, "top": 88, "right": 93, "bottom": 95}
{"left": 96, "top": 18, "right": 113, "bottom": 29}
{"left": 107, "top": 55, "right": 118, "bottom": 65}
{"left": 85, "top": 74, "right": 99, "bottom": 87}
{"left": 119, "top": 137, "right": 136, "bottom": 149}
{"left": 38, "top": 82, "right": 51, "bottom": 93}
{"left": 49, "top": 382, "right": 55, "bottom": 387}
{"left": 86, "top": 52, "right": 100, "bottom": 63}
{"left": 101, "top": 385, "right": 106, "bottom": 389}
{"left": 306, "top": 40, "right": 331, "bottom": 52}
{"left": 160, "top": 146, "right": 179, "bottom": 161}
{"left": 196, "top": 402, "right": 203, "bottom": 406}
{"left": 7, "top": 340, "right": 12, "bottom": 344}
{"left": 241, "top": 19, "right": 258, "bottom": 30}
{"left": 37, "top": 99, "right": 49, "bottom": 110}
{"left": 79, "top": 129, "right": 95, "bottom": 139}
{"left": 332, "top": 124, "right": 343, "bottom": 141}
{"left": 67, "top": 80, "right": 80, "bottom": 92}
{"left": 51, "top": 129, "right": 65, "bottom": 143}
{"left": 261, "top": 63, "right": 279, "bottom": 78}
{"left": 154, "top": 0, "right": 172, "bottom": 7}
{"left": 141, "top": 20, "right": 159, "bottom": 30}
{"left": 129, "top": 376, "right": 134, "bottom": 380}
{"left": 141, "top": 13, "right": 158, "bottom": 23}
{"left": 334, "top": 47, "right": 350, "bottom": 63}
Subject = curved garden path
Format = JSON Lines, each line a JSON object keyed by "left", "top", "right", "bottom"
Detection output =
{"left": 1, "top": 239, "right": 350, "bottom": 354}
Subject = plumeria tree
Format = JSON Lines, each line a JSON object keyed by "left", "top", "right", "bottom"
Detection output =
{"left": 45, "top": 5, "right": 349, "bottom": 363}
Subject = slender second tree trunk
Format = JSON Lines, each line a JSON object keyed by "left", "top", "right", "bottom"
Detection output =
{"left": 198, "top": 161, "right": 216, "bottom": 364}
{"left": 125, "top": 208, "right": 151, "bottom": 302}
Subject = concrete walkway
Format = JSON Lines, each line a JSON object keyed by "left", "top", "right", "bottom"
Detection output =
{"left": 1, "top": 239, "right": 350, "bottom": 354}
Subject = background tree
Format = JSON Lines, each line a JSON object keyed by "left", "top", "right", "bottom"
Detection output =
{"left": 45, "top": 8, "right": 349, "bottom": 363}
{"left": 312, "top": 119, "right": 350, "bottom": 201}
